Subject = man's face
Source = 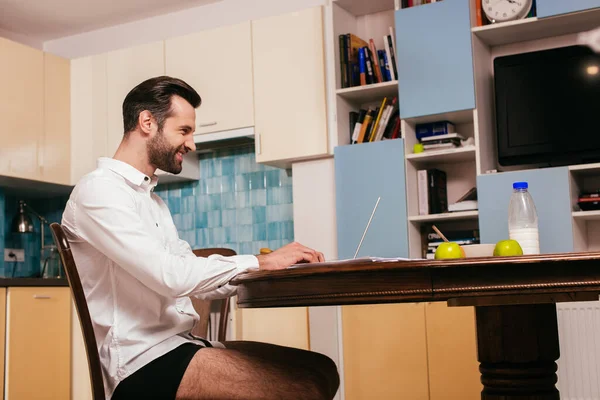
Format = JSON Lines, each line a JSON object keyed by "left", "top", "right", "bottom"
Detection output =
{"left": 147, "top": 95, "right": 197, "bottom": 174}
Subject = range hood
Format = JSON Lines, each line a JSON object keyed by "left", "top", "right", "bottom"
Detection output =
{"left": 193, "top": 126, "right": 255, "bottom": 153}
{"left": 156, "top": 126, "right": 255, "bottom": 184}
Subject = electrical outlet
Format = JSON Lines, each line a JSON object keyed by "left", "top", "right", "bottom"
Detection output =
{"left": 4, "top": 249, "right": 25, "bottom": 262}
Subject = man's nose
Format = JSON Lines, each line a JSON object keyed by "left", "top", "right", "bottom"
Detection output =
{"left": 185, "top": 138, "right": 196, "bottom": 152}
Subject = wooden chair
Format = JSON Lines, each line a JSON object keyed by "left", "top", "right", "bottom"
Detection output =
{"left": 49, "top": 224, "right": 236, "bottom": 399}
{"left": 190, "top": 248, "right": 237, "bottom": 342}
{"left": 50, "top": 223, "right": 106, "bottom": 400}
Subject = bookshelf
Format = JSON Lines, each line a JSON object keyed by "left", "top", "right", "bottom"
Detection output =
{"left": 408, "top": 210, "right": 479, "bottom": 223}
{"left": 572, "top": 211, "right": 600, "bottom": 221}
{"left": 471, "top": 7, "right": 600, "bottom": 46}
{"left": 405, "top": 146, "right": 476, "bottom": 164}
{"left": 334, "top": 0, "right": 397, "bottom": 16}
{"left": 336, "top": 80, "right": 398, "bottom": 103}
{"left": 331, "top": 1, "right": 600, "bottom": 397}
{"left": 331, "top": 0, "right": 401, "bottom": 148}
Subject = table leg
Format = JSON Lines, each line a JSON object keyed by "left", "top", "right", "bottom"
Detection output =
{"left": 475, "top": 303, "right": 560, "bottom": 400}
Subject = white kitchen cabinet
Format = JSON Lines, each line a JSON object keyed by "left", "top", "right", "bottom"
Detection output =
{"left": 106, "top": 41, "right": 165, "bottom": 156}
{"left": 43, "top": 52, "right": 71, "bottom": 186}
{"left": 0, "top": 37, "right": 44, "bottom": 181}
{"left": 251, "top": 7, "right": 329, "bottom": 168}
{"left": 6, "top": 287, "right": 71, "bottom": 400}
{"left": 70, "top": 54, "right": 109, "bottom": 186}
{"left": 165, "top": 21, "right": 254, "bottom": 137}
{"left": 105, "top": 41, "right": 199, "bottom": 183}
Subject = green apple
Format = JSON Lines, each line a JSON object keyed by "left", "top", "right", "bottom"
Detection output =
{"left": 493, "top": 239, "right": 523, "bottom": 256}
{"left": 434, "top": 242, "right": 465, "bottom": 259}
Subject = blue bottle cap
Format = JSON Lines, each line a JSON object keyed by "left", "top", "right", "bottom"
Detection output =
{"left": 513, "top": 181, "right": 528, "bottom": 190}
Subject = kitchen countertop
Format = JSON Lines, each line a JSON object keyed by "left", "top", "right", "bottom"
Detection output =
{"left": 0, "top": 278, "right": 68, "bottom": 287}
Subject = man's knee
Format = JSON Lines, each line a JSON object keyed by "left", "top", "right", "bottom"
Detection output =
{"left": 311, "top": 352, "right": 340, "bottom": 398}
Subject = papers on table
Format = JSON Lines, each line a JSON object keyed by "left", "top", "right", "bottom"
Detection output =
{"left": 286, "top": 256, "right": 421, "bottom": 269}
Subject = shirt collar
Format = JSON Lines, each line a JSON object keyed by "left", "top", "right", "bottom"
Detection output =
{"left": 98, "top": 157, "right": 159, "bottom": 190}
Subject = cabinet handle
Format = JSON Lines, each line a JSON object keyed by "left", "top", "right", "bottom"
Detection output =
{"left": 255, "top": 132, "right": 261, "bottom": 155}
{"left": 198, "top": 121, "right": 217, "bottom": 128}
{"left": 33, "top": 295, "right": 51, "bottom": 300}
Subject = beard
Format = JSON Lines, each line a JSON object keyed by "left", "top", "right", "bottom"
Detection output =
{"left": 147, "top": 129, "right": 185, "bottom": 175}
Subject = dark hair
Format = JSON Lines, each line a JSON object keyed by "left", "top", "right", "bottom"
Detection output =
{"left": 122, "top": 76, "right": 201, "bottom": 135}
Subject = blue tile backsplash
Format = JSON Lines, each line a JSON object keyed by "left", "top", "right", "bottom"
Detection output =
{"left": 155, "top": 145, "right": 295, "bottom": 255}
{"left": 0, "top": 190, "right": 69, "bottom": 278}
{"left": 0, "top": 146, "right": 293, "bottom": 276}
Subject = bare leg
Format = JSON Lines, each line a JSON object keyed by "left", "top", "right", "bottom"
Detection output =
{"left": 176, "top": 341, "right": 339, "bottom": 400}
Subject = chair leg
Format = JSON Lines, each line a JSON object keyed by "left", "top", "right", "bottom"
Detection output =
{"left": 218, "top": 297, "right": 230, "bottom": 342}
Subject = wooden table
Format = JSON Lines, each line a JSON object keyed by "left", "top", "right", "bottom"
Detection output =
{"left": 231, "top": 252, "right": 600, "bottom": 400}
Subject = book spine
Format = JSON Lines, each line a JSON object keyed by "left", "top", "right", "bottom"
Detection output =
{"left": 417, "top": 170, "right": 429, "bottom": 215}
{"left": 359, "top": 47, "right": 367, "bottom": 86}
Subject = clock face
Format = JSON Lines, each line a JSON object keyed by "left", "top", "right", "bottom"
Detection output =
{"left": 483, "top": 0, "right": 533, "bottom": 23}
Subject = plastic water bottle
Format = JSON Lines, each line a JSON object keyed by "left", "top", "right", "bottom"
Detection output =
{"left": 508, "top": 181, "right": 540, "bottom": 255}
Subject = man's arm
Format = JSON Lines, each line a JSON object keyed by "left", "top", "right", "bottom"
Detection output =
{"left": 67, "top": 177, "right": 257, "bottom": 298}
{"left": 67, "top": 177, "right": 324, "bottom": 299}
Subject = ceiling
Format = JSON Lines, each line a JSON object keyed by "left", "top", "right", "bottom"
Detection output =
{"left": 0, "top": 0, "right": 222, "bottom": 43}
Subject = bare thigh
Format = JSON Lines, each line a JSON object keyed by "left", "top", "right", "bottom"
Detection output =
{"left": 176, "top": 341, "right": 339, "bottom": 400}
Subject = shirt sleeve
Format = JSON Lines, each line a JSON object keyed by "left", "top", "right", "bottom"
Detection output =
{"left": 171, "top": 233, "right": 252, "bottom": 300}
{"left": 69, "top": 177, "right": 259, "bottom": 298}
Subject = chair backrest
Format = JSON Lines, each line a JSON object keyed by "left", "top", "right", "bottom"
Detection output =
{"left": 191, "top": 248, "right": 237, "bottom": 342}
{"left": 50, "top": 223, "right": 105, "bottom": 400}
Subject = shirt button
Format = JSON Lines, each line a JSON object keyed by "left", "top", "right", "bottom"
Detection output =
{"left": 144, "top": 177, "right": 149, "bottom": 181}
{"left": 156, "top": 223, "right": 159, "bottom": 227}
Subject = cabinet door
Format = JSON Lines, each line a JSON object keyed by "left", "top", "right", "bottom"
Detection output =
{"left": 342, "top": 303, "right": 429, "bottom": 400}
{"left": 536, "top": 0, "right": 600, "bottom": 17}
{"left": 71, "top": 55, "right": 108, "bottom": 185}
{"left": 43, "top": 53, "right": 71, "bottom": 185}
{"left": 6, "top": 287, "right": 71, "bottom": 400}
{"left": 425, "top": 302, "right": 481, "bottom": 400}
{"left": 71, "top": 54, "right": 108, "bottom": 185}
{"left": 252, "top": 7, "right": 328, "bottom": 167}
{"left": 0, "top": 38, "right": 43, "bottom": 180}
{"left": 106, "top": 41, "right": 164, "bottom": 156}
{"left": 395, "top": 0, "right": 475, "bottom": 119}
{"left": 334, "top": 139, "right": 409, "bottom": 259}
{"left": 477, "top": 167, "right": 574, "bottom": 253}
{"left": 165, "top": 22, "right": 254, "bottom": 135}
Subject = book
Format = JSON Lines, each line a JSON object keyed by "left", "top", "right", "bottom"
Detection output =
{"left": 369, "top": 39, "right": 383, "bottom": 83}
{"left": 417, "top": 169, "right": 448, "bottom": 214}
{"left": 415, "top": 121, "right": 455, "bottom": 140}
{"left": 351, "top": 109, "right": 367, "bottom": 144}
{"left": 357, "top": 109, "right": 374, "bottom": 143}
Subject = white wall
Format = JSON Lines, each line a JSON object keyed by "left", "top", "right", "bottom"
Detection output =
{"left": 44, "top": 0, "right": 327, "bottom": 59}
{"left": 292, "top": 158, "right": 343, "bottom": 400}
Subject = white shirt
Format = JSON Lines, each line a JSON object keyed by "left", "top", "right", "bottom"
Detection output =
{"left": 62, "top": 157, "right": 259, "bottom": 400}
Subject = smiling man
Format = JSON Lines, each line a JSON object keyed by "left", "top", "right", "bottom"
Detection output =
{"left": 62, "top": 76, "right": 339, "bottom": 400}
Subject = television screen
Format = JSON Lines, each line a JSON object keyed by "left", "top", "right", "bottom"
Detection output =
{"left": 494, "top": 45, "right": 600, "bottom": 167}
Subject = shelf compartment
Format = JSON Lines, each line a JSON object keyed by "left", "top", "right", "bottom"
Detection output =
{"left": 569, "top": 163, "right": 600, "bottom": 176}
{"left": 336, "top": 81, "right": 398, "bottom": 104}
{"left": 471, "top": 8, "right": 600, "bottom": 47}
{"left": 334, "top": 0, "right": 396, "bottom": 17}
{"left": 572, "top": 210, "right": 600, "bottom": 221}
{"left": 409, "top": 210, "right": 479, "bottom": 223}
{"left": 406, "top": 146, "right": 476, "bottom": 164}
{"left": 403, "top": 109, "right": 474, "bottom": 126}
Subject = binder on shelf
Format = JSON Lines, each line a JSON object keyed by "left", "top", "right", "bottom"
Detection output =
{"left": 417, "top": 168, "right": 448, "bottom": 215}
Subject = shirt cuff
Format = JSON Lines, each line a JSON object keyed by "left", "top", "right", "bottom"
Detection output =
{"left": 229, "top": 255, "right": 260, "bottom": 275}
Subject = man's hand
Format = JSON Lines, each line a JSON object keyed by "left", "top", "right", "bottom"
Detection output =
{"left": 256, "top": 242, "right": 325, "bottom": 270}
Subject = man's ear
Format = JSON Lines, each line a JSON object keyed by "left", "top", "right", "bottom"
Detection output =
{"left": 138, "top": 110, "right": 154, "bottom": 136}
